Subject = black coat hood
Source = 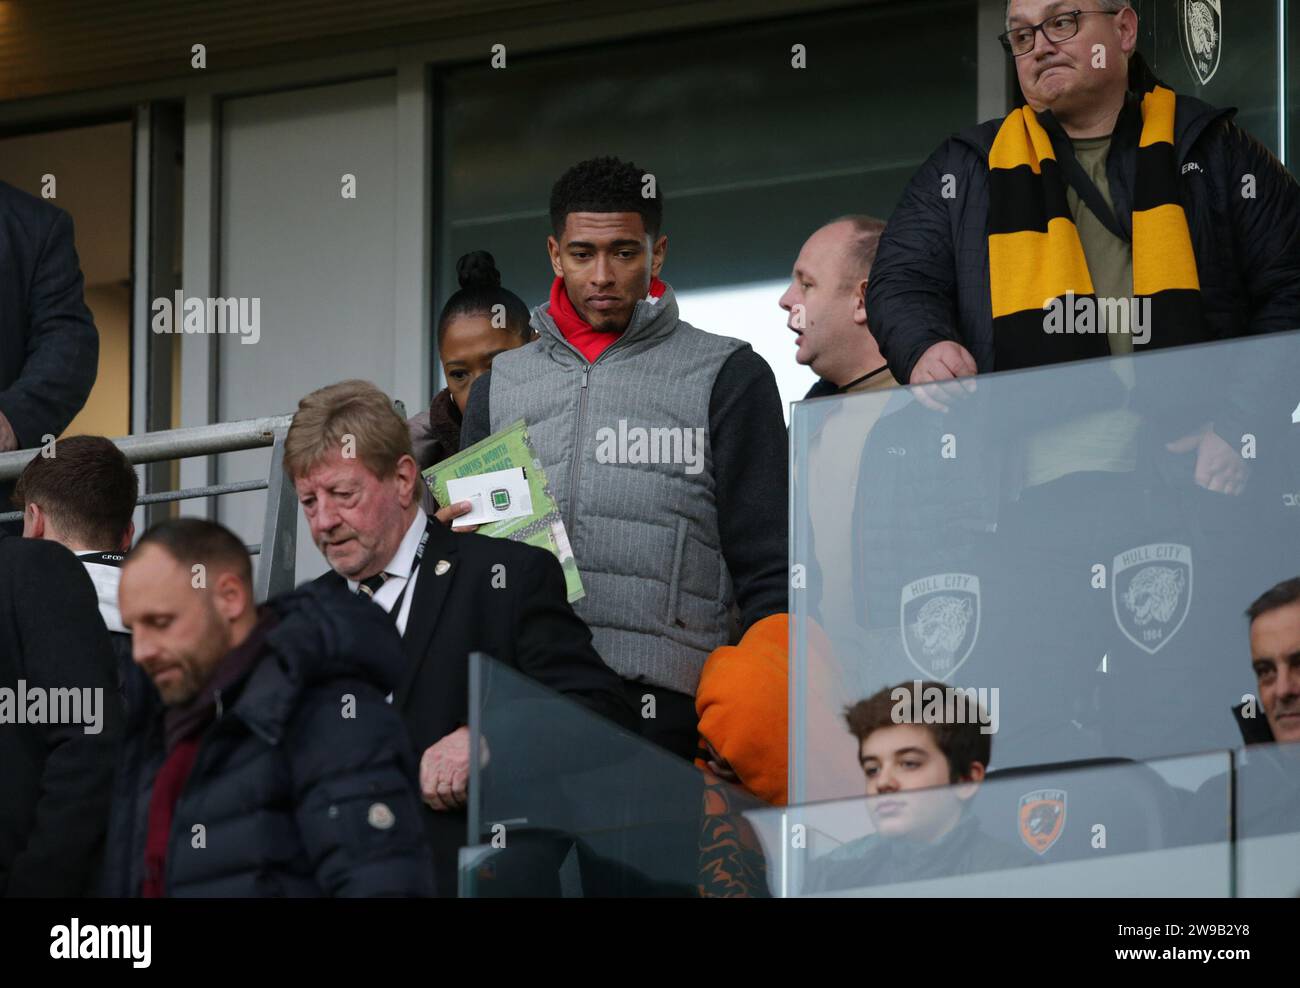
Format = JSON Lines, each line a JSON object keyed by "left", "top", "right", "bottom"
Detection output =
{"left": 234, "top": 581, "right": 406, "bottom": 744}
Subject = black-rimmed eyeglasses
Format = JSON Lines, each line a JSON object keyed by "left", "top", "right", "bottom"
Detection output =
{"left": 999, "top": 10, "right": 1121, "bottom": 57}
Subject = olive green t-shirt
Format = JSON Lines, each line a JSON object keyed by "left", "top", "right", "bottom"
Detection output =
{"left": 1067, "top": 135, "right": 1134, "bottom": 352}
{"left": 1024, "top": 134, "right": 1140, "bottom": 487}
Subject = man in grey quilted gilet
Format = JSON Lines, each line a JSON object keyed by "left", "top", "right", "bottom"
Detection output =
{"left": 462, "top": 156, "right": 788, "bottom": 762}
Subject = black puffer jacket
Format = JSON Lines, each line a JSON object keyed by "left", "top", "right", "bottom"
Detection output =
{"left": 868, "top": 54, "right": 1300, "bottom": 424}
{"left": 100, "top": 581, "right": 434, "bottom": 897}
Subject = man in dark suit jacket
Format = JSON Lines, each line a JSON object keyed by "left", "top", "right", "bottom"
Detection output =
{"left": 287, "top": 380, "right": 636, "bottom": 895}
{"left": 0, "top": 532, "right": 123, "bottom": 896}
{"left": 14, "top": 434, "right": 141, "bottom": 713}
{"left": 0, "top": 180, "right": 99, "bottom": 452}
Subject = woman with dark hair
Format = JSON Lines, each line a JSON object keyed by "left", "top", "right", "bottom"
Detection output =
{"left": 409, "top": 250, "right": 534, "bottom": 472}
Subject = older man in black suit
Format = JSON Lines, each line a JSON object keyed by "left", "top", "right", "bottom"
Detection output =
{"left": 287, "top": 379, "right": 634, "bottom": 895}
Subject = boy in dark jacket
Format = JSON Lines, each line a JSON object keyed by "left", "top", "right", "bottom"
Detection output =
{"left": 802, "top": 680, "right": 1024, "bottom": 894}
{"left": 104, "top": 518, "right": 433, "bottom": 897}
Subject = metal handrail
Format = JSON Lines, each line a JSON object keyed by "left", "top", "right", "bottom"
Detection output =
{"left": 0, "top": 414, "right": 293, "bottom": 481}
{"left": 0, "top": 479, "right": 271, "bottom": 524}
{"left": 0, "top": 413, "right": 299, "bottom": 601}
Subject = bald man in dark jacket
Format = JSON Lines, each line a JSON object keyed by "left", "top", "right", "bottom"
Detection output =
{"left": 103, "top": 531, "right": 434, "bottom": 898}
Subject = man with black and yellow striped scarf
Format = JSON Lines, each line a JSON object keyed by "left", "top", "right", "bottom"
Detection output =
{"left": 869, "top": 0, "right": 1300, "bottom": 492}
{"left": 859, "top": 0, "right": 1300, "bottom": 764}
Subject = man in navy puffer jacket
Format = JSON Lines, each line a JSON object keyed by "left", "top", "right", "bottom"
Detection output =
{"left": 101, "top": 518, "right": 433, "bottom": 897}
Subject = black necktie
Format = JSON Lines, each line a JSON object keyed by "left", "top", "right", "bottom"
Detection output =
{"left": 356, "top": 572, "right": 389, "bottom": 600}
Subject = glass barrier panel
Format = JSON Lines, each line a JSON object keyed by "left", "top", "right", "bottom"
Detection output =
{"left": 791, "top": 331, "right": 1300, "bottom": 804}
{"left": 742, "top": 751, "right": 1231, "bottom": 897}
{"left": 460, "top": 654, "right": 768, "bottom": 897}
{"left": 1139, "top": 0, "right": 1280, "bottom": 154}
{"left": 1234, "top": 740, "right": 1300, "bottom": 897}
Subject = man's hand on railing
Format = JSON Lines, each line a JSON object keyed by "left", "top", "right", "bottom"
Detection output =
{"left": 1166, "top": 423, "right": 1249, "bottom": 496}
{"left": 419, "top": 726, "right": 490, "bottom": 811}
{"left": 908, "top": 340, "right": 978, "bottom": 413}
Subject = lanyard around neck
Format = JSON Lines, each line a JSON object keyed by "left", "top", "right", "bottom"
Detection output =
{"left": 839, "top": 365, "right": 891, "bottom": 393}
{"left": 386, "top": 521, "right": 432, "bottom": 626}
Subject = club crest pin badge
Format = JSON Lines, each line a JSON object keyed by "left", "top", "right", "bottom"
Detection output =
{"left": 900, "top": 573, "right": 980, "bottom": 682}
{"left": 1019, "top": 789, "right": 1067, "bottom": 855}
{"left": 1112, "top": 543, "right": 1193, "bottom": 655}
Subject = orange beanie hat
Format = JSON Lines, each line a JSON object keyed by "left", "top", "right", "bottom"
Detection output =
{"left": 695, "top": 613, "right": 788, "bottom": 806}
